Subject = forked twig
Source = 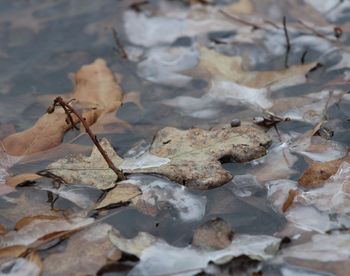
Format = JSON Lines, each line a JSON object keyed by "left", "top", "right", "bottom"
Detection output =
{"left": 48, "top": 96, "right": 126, "bottom": 181}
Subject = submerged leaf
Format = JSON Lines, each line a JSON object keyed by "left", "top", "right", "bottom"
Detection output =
{"left": 129, "top": 123, "right": 271, "bottom": 189}
{"left": 192, "top": 218, "right": 234, "bottom": 250}
{"left": 195, "top": 48, "right": 317, "bottom": 89}
{"left": 46, "top": 123, "right": 270, "bottom": 189}
{"left": 0, "top": 255, "right": 42, "bottom": 276}
{"left": 47, "top": 138, "right": 123, "bottom": 190}
{"left": 299, "top": 154, "right": 350, "bottom": 188}
{"left": 2, "top": 58, "right": 124, "bottom": 156}
{"left": 109, "top": 229, "right": 280, "bottom": 276}
{"left": 0, "top": 216, "right": 94, "bottom": 249}
{"left": 95, "top": 184, "right": 141, "bottom": 209}
{"left": 43, "top": 223, "right": 121, "bottom": 276}
{"left": 129, "top": 175, "right": 207, "bottom": 222}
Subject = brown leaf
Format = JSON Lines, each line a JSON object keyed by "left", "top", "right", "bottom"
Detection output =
{"left": 192, "top": 218, "right": 234, "bottom": 250}
{"left": 298, "top": 154, "right": 350, "bottom": 188}
{"left": 226, "top": 0, "right": 254, "bottom": 15}
{"left": 0, "top": 245, "right": 27, "bottom": 264}
{"left": 14, "top": 215, "right": 61, "bottom": 231}
{"left": 46, "top": 138, "right": 123, "bottom": 190}
{"left": 2, "top": 58, "right": 124, "bottom": 156}
{"left": 2, "top": 109, "right": 70, "bottom": 156}
{"left": 131, "top": 123, "right": 271, "bottom": 189}
{"left": 6, "top": 173, "right": 41, "bottom": 187}
{"left": 0, "top": 225, "right": 6, "bottom": 236}
{"left": 72, "top": 58, "right": 123, "bottom": 129}
{"left": 26, "top": 251, "right": 43, "bottom": 274}
{"left": 95, "top": 184, "right": 142, "bottom": 209}
{"left": 282, "top": 189, "right": 299, "bottom": 213}
{"left": 47, "top": 123, "right": 271, "bottom": 189}
{"left": 0, "top": 194, "right": 58, "bottom": 226}
{"left": 0, "top": 216, "right": 94, "bottom": 249}
{"left": 43, "top": 223, "right": 121, "bottom": 276}
{"left": 194, "top": 48, "right": 317, "bottom": 89}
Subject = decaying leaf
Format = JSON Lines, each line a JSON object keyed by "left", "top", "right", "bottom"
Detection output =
{"left": 0, "top": 143, "right": 23, "bottom": 195}
{"left": 14, "top": 215, "right": 61, "bottom": 231}
{"left": 2, "top": 58, "right": 124, "bottom": 156}
{"left": 0, "top": 253, "right": 42, "bottom": 276}
{"left": 109, "top": 229, "right": 157, "bottom": 258}
{"left": 267, "top": 163, "right": 350, "bottom": 234}
{"left": 109, "top": 229, "right": 280, "bottom": 276}
{"left": 95, "top": 184, "right": 141, "bottom": 209}
{"left": 282, "top": 189, "right": 299, "bottom": 213}
{"left": 0, "top": 193, "right": 58, "bottom": 226}
{"left": 6, "top": 173, "right": 41, "bottom": 188}
{"left": 298, "top": 154, "right": 350, "bottom": 188}
{"left": 0, "top": 245, "right": 27, "bottom": 265}
{"left": 43, "top": 223, "right": 121, "bottom": 276}
{"left": 46, "top": 123, "right": 271, "bottom": 189}
{"left": 0, "top": 216, "right": 94, "bottom": 249}
{"left": 128, "top": 123, "right": 271, "bottom": 189}
{"left": 128, "top": 175, "right": 207, "bottom": 222}
{"left": 46, "top": 138, "right": 123, "bottom": 190}
{"left": 297, "top": 162, "right": 350, "bottom": 214}
{"left": 2, "top": 109, "right": 72, "bottom": 156}
{"left": 192, "top": 218, "right": 234, "bottom": 250}
{"left": 0, "top": 225, "right": 6, "bottom": 236}
{"left": 226, "top": 0, "right": 254, "bottom": 15}
{"left": 71, "top": 58, "right": 123, "bottom": 129}
{"left": 276, "top": 232, "right": 350, "bottom": 265}
{"left": 194, "top": 48, "right": 317, "bottom": 89}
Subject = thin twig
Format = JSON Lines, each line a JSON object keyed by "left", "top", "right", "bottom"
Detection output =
{"left": 219, "top": 9, "right": 260, "bottom": 30}
{"left": 49, "top": 97, "right": 126, "bottom": 181}
{"left": 112, "top": 28, "right": 128, "bottom": 60}
{"left": 282, "top": 16, "right": 291, "bottom": 68}
{"left": 300, "top": 50, "right": 308, "bottom": 64}
{"left": 297, "top": 20, "right": 336, "bottom": 42}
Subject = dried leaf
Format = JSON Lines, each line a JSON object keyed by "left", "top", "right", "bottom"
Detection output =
{"left": 0, "top": 246, "right": 27, "bottom": 264}
{"left": 2, "top": 109, "right": 71, "bottom": 156}
{"left": 14, "top": 215, "right": 61, "bottom": 231}
{"left": 43, "top": 223, "right": 121, "bottom": 276}
{"left": 0, "top": 225, "right": 6, "bottom": 236}
{"left": 226, "top": 0, "right": 254, "bottom": 15}
{"left": 95, "top": 184, "right": 141, "bottom": 209}
{"left": 47, "top": 123, "right": 270, "bottom": 189}
{"left": 129, "top": 175, "right": 207, "bottom": 222}
{"left": 0, "top": 256, "right": 42, "bottom": 276}
{"left": 131, "top": 123, "right": 271, "bottom": 189}
{"left": 47, "top": 138, "right": 123, "bottom": 190}
{"left": 192, "top": 218, "right": 234, "bottom": 250}
{"left": 109, "top": 229, "right": 157, "bottom": 258}
{"left": 0, "top": 216, "right": 94, "bottom": 249}
{"left": 2, "top": 58, "right": 124, "bottom": 156}
{"left": 6, "top": 173, "right": 41, "bottom": 187}
{"left": 26, "top": 251, "right": 43, "bottom": 275}
{"left": 109, "top": 229, "right": 280, "bottom": 275}
{"left": 72, "top": 58, "right": 123, "bottom": 129}
{"left": 195, "top": 48, "right": 317, "bottom": 88}
{"left": 299, "top": 154, "right": 350, "bottom": 188}
{"left": 0, "top": 193, "right": 58, "bottom": 226}
{"left": 0, "top": 147, "right": 21, "bottom": 196}
{"left": 282, "top": 189, "right": 299, "bottom": 213}
{"left": 277, "top": 232, "right": 350, "bottom": 264}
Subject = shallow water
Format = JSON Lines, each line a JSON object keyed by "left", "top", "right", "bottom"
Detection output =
{"left": 1, "top": 0, "right": 350, "bottom": 275}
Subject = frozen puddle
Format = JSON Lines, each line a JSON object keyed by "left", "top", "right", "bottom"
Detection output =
{"left": 126, "top": 175, "right": 207, "bottom": 222}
